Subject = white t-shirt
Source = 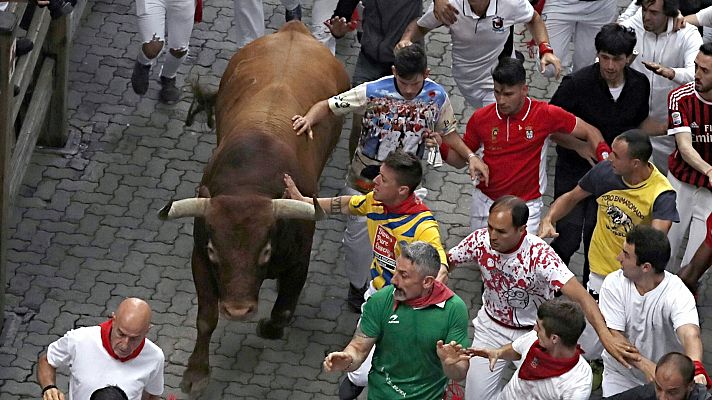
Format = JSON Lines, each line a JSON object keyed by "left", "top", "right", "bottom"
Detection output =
{"left": 696, "top": 6, "right": 712, "bottom": 27}
{"left": 600, "top": 270, "right": 698, "bottom": 389}
{"left": 46, "top": 326, "right": 165, "bottom": 400}
{"left": 417, "top": 0, "right": 534, "bottom": 94}
{"left": 499, "top": 331, "right": 592, "bottom": 400}
{"left": 448, "top": 230, "right": 575, "bottom": 327}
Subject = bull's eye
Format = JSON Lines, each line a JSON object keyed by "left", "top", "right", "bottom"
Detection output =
{"left": 257, "top": 243, "right": 271, "bottom": 265}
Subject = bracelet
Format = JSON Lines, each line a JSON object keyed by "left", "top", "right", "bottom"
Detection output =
{"left": 538, "top": 41, "right": 554, "bottom": 58}
{"left": 42, "top": 385, "right": 58, "bottom": 395}
{"left": 467, "top": 153, "right": 478, "bottom": 160}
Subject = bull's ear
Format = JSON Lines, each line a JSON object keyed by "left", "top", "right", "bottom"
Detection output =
{"left": 312, "top": 197, "right": 326, "bottom": 221}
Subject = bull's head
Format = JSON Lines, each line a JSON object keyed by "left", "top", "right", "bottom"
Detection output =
{"left": 158, "top": 196, "right": 323, "bottom": 320}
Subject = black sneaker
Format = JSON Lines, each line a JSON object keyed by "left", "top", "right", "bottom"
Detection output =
{"left": 159, "top": 76, "right": 180, "bottom": 104}
{"left": 131, "top": 61, "right": 151, "bottom": 95}
{"left": 338, "top": 376, "right": 364, "bottom": 400}
{"left": 347, "top": 283, "right": 367, "bottom": 313}
{"left": 285, "top": 4, "right": 302, "bottom": 21}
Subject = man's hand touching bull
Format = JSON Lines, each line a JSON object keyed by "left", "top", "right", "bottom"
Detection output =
{"left": 292, "top": 99, "right": 333, "bottom": 139}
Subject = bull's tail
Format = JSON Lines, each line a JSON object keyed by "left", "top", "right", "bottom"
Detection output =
{"left": 186, "top": 79, "right": 218, "bottom": 128}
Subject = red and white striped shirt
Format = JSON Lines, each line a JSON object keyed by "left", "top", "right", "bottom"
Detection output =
{"left": 667, "top": 82, "right": 712, "bottom": 189}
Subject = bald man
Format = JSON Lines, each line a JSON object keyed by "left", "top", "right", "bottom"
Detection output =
{"left": 37, "top": 298, "right": 165, "bottom": 400}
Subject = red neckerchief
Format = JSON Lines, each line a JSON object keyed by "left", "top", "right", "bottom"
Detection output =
{"left": 377, "top": 194, "right": 430, "bottom": 215}
{"left": 99, "top": 319, "right": 145, "bottom": 362}
{"left": 518, "top": 340, "right": 582, "bottom": 380}
{"left": 393, "top": 280, "right": 454, "bottom": 311}
{"left": 194, "top": 0, "right": 202, "bottom": 22}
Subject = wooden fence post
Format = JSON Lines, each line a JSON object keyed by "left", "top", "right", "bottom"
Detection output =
{"left": 0, "top": 10, "right": 18, "bottom": 333}
{"left": 43, "top": 13, "right": 70, "bottom": 147}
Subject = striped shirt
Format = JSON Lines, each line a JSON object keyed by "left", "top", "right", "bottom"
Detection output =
{"left": 667, "top": 82, "right": 712, "bottom": 189}
{"left": 349, "top": 192, "right": 448, "bottom": 290}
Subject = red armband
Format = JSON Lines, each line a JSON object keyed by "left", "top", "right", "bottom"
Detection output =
{"left": 538, "top": 42, "right": 554, "bottom": 58}
{"left": 439, "top": 143, "right": 450, "bottom": 161}
{"left": 596, "top": 141, "right": 611, "bottom": 162}
{"left": 194, "top": 0, "right": 202, "bottom": 23}
{"left": 694, "top": 360, "right": 712, "bottom": 389}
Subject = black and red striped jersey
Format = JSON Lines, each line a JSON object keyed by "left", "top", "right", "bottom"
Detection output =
{"left": 667, "top": 82, "right": 712, "bottom": 189}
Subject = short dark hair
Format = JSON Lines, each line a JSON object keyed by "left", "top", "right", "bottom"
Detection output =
{"left": 492, "top": 57, "right": 526, "bottom": 86}
{"left": 625, "top": 225, "right": 671, "bottom": 273}
{"left": 399, "top": 241, "right": 441, "bottom": 277}
{"left": 595, "top": 23, "right": 637, "bottom": 56}
{"left": 700, "top": 42, "right": 712, "bottom": 57}
{"left": 90, "top": 386, "right": 129, "bottom": 400}
{"left": 489, "top": 195, "right": 529, "bottom": 228}
{"left": 383, "top": 150, "right": 423, "bottom": 193}
{"left": 615, "top": 130, "right": 653, "bottom": 162}
{"left": 636, "top": 0, "right": 680, "bottom": 17}
{"left": 657, "top": 352, "right": 695, "bottom": 384}
{"left": 393, "top": 43, "right": 428, "bottom": 78}
{"left": 537, "top": 299, "right": 586, "bottom": 347}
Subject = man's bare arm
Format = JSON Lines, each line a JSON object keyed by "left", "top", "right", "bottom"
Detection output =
{"left": 538, "top": 185, "right": 592, "bottom": 238}
{"left": 323, "top": 325, "right": 377, "bottom": 372}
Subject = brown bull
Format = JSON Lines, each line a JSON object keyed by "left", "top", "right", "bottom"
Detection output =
{"left": 159, "top": 22, "right": 350, "bottom": 395}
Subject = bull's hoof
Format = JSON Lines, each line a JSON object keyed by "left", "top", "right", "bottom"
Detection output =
{"left": 257, "top": 318, "right": 285, "bottom": 339}
{"left": 180, "top": 366, "right": 211, "bottom": 397}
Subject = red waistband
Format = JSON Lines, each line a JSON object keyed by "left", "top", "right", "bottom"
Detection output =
{"left": 485, "top": 309, "right": 533, "bottom": 330}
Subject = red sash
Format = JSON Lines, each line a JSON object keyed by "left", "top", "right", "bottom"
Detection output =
{"left": 376, "top": 193, "right": 430, "bottom": 215}
{"left": 394, "top": 280, "right": 454, "bottom": 311}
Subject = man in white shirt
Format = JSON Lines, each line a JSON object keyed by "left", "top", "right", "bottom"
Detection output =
{"left": 37, "top": 298, "right": 164, "bottom": 400}
{"left": 397, "top": 0, "right": 560, "bottom": 110}
{"left": 448, "top": 195, "right": 638, "bottom": 400}
{"left": 619, "top": 0, "right": 703, "bottom": 174}
{"left": 600, "top": 225, "right": 708, "bottom": 397}
{"left": 469, "top": 298, "right": 592, "bottom": 400}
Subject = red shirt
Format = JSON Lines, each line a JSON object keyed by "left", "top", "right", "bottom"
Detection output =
{"left": 667, "top": 82, "right": 712, "bottom": 189}
{"left": 464, "top": 98, "right": 577, "bottom": 201}
{"left": 706, "top": 212, "right": 712, "bottom": 248}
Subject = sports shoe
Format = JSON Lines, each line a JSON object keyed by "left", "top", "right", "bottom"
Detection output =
{"left": 159, "top": 76, "right": 180, "bottom": 104}
{"left": 347, "top": 283, "right": 367, "bottom": 313}
{"left": 338, "top": 376, "right": 364, "bottom": 400}
{"left": 131, "top": 61, "right": 151, "bottom": 95}
{"left": 285, "top": 4, "right": 302, "bottom": 21}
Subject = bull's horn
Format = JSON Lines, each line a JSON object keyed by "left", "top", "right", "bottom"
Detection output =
{"left": 272, "top": 199, "right": 324, "bottom": 221}
{"left": 159, "top": 198, "right": 210, "bottom": 220}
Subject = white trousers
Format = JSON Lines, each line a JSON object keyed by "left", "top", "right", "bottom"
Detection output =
{"left": 136, "top": 0, "right": 195, "bottom": 50}
{"left": 666, "top": 173, "right": 712, "bottom": 271}
{"left": 470, "top": 188, "right": 543, "bottom": 234}
{"left": 456, "top": 85, "right": 496, "bottom": 114}
{"left": 234, "top": 0, "right": 300, "bottom": 49}
{"left": 602, "top": 366, "right": 639, "bottom": 397}
{"left": 541, "top": 0, "right": 617, "bottom": 74}
{"left": 465, "top": 308, "right": 528, "bottom": 400}
{"left": 342, "top": 187, "right": 373, "bottom": 289}
{"left": 311, "top": 0, "right": 338, "bottom": 54}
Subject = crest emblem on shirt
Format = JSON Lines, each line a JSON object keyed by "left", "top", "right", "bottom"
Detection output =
{"left": 530, "top": 357, "right": 540, "bottom": 368}
{"left": 491, "top": 127, "right": 499, "bottom": 142}
{"left": 671, "top": 111, "right": 682, "bottom": 126}
{"left": 492, "top": 16, "right": 504, "bottom": 32}
{"left": 525, "top": 126, "right": 534, "bottom": 140}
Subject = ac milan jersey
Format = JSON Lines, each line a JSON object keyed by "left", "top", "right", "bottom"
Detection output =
{"left": 667, "top": 82, "right": 712, "bottom": 189}
{"left": 464, "top": 98, "right": 577, "bottom": 201}
{"left": 448, "top": 229, "right": 574, "bottom": 328}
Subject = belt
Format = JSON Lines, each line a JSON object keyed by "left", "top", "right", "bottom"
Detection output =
{"left": 485, "top": 309, "right": 533, "bottom": 330}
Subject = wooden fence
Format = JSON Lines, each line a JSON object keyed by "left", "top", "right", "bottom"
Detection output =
{"left": 0, "top": 0, "right": 86, "bottom": 332}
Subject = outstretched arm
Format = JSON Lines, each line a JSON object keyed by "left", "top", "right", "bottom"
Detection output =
{"left": 323, "top": 325, "right": 377, "bottom": 373}
{"left": 38, "top": 353, "right": 65, "bottom": 400}
{"left": 283, "top": 174, "right": 352, "bottom": 215}
{"left": 292, "top": 100, "right": 334, "bottom": 139}
{"left": 539, "top": 185, "right": 591, "bottom": 238}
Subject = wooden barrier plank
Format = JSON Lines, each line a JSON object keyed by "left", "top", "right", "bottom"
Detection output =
{"left": 11, "top": 7, "right": 50, "bottom": 122}
{"left": 43, "top": 13, "right": 69, "bottom": 147}
{"left": 0, "top": 10, "right": 18, "bottom": 333}
{"left": 9, "top": 58, "right": 54, "bottom": 201}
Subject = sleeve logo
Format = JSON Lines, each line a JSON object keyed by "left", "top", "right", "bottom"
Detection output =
{"left": 672, "top": 111, "right": 682, "bottom": 126}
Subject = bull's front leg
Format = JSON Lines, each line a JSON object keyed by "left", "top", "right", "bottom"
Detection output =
{"left": 257, "top": 261, "right": 308, "bottom": 339}
{"left": 181, "top": 250, "right": 219, "bottom": 397}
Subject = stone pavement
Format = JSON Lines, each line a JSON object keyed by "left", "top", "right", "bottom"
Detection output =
{"left": 1, "top": 0, "right": 711, "bottom": 399}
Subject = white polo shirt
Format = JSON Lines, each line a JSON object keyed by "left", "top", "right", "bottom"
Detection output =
{"left": 417, "top": 0, "right": 534, "bottom": 95}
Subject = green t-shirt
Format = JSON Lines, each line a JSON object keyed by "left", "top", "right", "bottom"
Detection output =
{"left": 360, "top": 286, "right": 471, "bottom": 400}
